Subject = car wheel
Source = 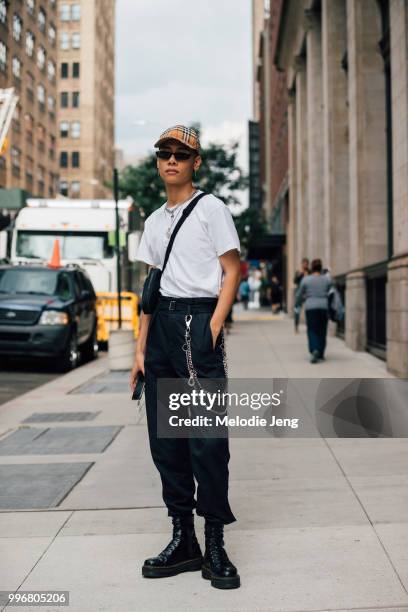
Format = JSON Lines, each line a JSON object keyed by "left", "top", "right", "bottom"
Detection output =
{"left": 57, "top": 332, "right": 79, "bottom": 373}
{"left": 81, "top": 325, "right": 98, "bottom": 362}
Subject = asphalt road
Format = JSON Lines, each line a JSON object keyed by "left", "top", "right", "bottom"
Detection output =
{"left": 0, "top": 359, "right": 60, "bottom": 406}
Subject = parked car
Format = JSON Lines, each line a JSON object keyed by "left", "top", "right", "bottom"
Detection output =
{"left": 0, "top": 264, "right": 98, "bottom": 372}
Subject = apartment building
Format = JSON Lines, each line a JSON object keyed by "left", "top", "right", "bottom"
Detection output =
{"left": 0, "top": 0, "right": 59, "bottom": 199}
{"left": 57, "top": 0, "right": 115, "bottom": 199}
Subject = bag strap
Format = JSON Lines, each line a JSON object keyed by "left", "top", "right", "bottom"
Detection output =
{"left": 161, "top": 191, "right": 206, "bottom": 274}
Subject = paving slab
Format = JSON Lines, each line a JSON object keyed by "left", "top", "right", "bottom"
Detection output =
{"left": 0, "top": 463, "right": 93, "bottom": 509}
{"left": 229, "top": 438, "right": 343, "bottom": 481}
{"left": 326, "top": 438, "right": 408, "bottom": 477}
{"left": 0, "top": 511, "right": 72, "bottom": 538}
{"left": 18, "top": 526, "right": 408, "bottom": 612}
{"left": 23, "top": 412, "right": 101, "bottom": 423}
{"left": 348, "top": 474, "right": 408, "bottom": 524}
{"left": 227, "top": 476, "right": 368, "bottom": 529}
{"left": 376, "top": 523, "right": 408, "bottom": 592}
{"left": 0, "top": 537, "right": 52, "bottom": 592}
{"left": 0, "top": 426, "right": 122, "bottom": 456}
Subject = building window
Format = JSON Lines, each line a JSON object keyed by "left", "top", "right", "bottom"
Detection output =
{"left": 60, "top": 121, "right": 69, "bottom": 137}
{"left": 60, "top": 3, "right": 70, "bottom": 21}
{"left": 72, "top": 151, "right": 80, "bottom": 167}
{"left": 72, "top": 62, "right": 80, "bottom": 77}
{"left": 37, "top": 84, "right": 45, "bottom": 103}
{"left": 47, "top": 59, "right": 55, "bottom": 82}
{"left": 71, "top": 121, "right": 80, "bottom": 138}
{"left": 11, "top": 146, "right": 21, "bottom": 172}
{"left": 47, "top": 94, "right": 55, "bottom": 112}
{"left": 49, "top": 134, "right": 55, "bottom": 159}
{"left": 0, "top": 1, "right": 7, "bottom": 25}
{"left": 61, "top": 61, "right": 68, "bottom": 78}
{"left": 71, "top": 181, "right": 80, "bottom": 197}
{"left": 59, "top": 180, "right": 68, "bottom": 196}
{"left": 26, "top": 156, "right": 34, "bottom": 182}
{"left": 71, "top": 33, "right": 81, "bottom": 49}
{"left": 26, "top": 31, "right": 35, "bottom": 57}
{"left": 38, "top": 7, "right": 46, "bottom": 31}
{"left": 60, "top": 151, "right": 68, "bottom": 168}
{"left": 71, "top": 4, "right": 80, "bottom": 20}
{"left": 13, "top": 14, "right": 23, "bottom": 41}
{"left": 60, "top": 32, "right": 69, "bottom": 51}
{"left": 60, "top": 91, "right": 68, "bottom": 108}
{"left": 12, "top": 56, "right": 21, "bottom": 78}
{"left": 72, "top": 91, "right": 80, "bottom": 107}
{"left": 26, "top": 0, "right": 35, "bottom": 16}
{"left": 48, "top": 23, "right": 55, "bottom": 44}
{"left": 26, "top": 72, "right": 35, "bottom": 100}
{"left": 37, "top": 45, "right": 46, "bottom": 70}
{"left": 0, "top": 41, "right": 6, "bottom": 72}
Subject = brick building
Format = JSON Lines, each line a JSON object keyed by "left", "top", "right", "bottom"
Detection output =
{"left": 56, "top": 0, "right": 115, "bottom": 199}
{"left": 0, "top": 0, "right": 59, "bottom": 201}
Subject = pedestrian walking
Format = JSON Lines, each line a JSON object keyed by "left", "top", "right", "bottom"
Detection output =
{"left": 130, "top": 125, "right": 242, "bottom": 589}
{"left": 238, "top": 276, "right": 250, "bottom": 310}
{"left": 293, "top": 258, "right": 310, "bottom": 333}
{"left": 270, "top": 275, "right": 282, "bottom": 314}
{"left": 295, "top": 258, "right": 332, "bottom": 363}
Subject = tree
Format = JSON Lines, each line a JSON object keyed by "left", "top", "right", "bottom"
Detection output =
{"left": 119, "top": 124, "right": 248, "bottom": 219}
{"left": 232, "top": 206, "right": 268, "bottom": 252}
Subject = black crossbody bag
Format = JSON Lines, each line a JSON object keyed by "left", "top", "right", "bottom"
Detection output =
{"left": 141, "top": 192, "right": 206, "bottom": 314}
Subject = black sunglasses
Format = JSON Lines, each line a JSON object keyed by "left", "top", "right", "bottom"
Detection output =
{"left": 156, "top": 150, "right": 195, "bottom": 161}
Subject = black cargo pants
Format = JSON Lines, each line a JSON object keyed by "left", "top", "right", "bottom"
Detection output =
{"left": 144, "top": 295, "right": 236, "bottom": 525}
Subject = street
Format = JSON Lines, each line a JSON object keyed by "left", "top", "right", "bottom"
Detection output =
{"left": 1, "top": 310, "right": 407, "bottom": 611}
{"left": 0, "top": 361, "right": 59, "bottom": 406}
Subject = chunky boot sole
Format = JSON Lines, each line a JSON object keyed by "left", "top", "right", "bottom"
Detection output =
{"left": 202, "top": 565, "right": 241, "bottom": 589}
{"left": 142, "top": 556, "right": 203, "bottom": 578}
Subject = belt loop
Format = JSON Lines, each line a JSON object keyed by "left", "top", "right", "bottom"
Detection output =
{"left": 187, "top": 304, "right": 191, "bottom": 315}
{"left": 169, "top": 300, "right": 176, "bottom": 311}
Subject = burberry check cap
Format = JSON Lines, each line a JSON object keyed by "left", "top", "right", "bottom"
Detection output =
{"left": 154, "top": 125, "right": 200, "bottom": 152}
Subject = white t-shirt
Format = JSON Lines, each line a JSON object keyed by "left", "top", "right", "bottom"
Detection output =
{"left": 136, "top": 191, "right": 241, "bottom": 298}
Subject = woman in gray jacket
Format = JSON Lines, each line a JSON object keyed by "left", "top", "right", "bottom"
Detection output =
{"left": 295, "top": 258, "right": 332, "bottom": 363}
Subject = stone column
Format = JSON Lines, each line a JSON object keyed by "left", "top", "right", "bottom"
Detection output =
{"left": 287, "top": 89, "right": 297, "bottom": 314}
{"left": 306, "top": 10, "right": 325, "bottom": 261}
{"left": 345, "top": 0, "right": 387, "bottom": 350}
{"left": 388, "top": 0, "right": 408, "bottom": 377}
{"left": 321, "top": 0, "right": 350, "bottom": 275}
{"left": 295, "top": 58, "right": 308, "bottom": 266}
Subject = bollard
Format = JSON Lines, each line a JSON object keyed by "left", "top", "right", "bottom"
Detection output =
{"left": 109, "top": 329, "right": 135, "bottom": 371}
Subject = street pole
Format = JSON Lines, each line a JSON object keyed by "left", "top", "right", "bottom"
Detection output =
{"left": 113, "top": 168, "right": 122, "bottom": 329}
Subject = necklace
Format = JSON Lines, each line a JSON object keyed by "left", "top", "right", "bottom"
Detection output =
{"left": 164, "top": 189, "right": 198, "bottom": 239}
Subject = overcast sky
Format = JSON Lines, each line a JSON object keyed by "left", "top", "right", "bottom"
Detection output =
{"left": 115, "top": 0, "right": 252, "bottom": 182}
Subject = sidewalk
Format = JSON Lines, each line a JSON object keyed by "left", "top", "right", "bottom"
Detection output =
{"left": 1, "top": 313, "right": 408, "bottom": 612}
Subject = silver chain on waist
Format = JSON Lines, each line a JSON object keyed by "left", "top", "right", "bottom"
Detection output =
{"left": 182, "top": 314, "right": 228, "bottom": 388}
{"left": 182, "top": 314, "right": 228, "bottom": 416}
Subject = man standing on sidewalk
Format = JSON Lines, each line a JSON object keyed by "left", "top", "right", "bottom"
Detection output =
{"left": 130, "top": 126, "right": 242, "bottom": 589}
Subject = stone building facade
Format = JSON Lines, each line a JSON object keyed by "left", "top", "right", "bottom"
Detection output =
{"left": 56, "top": 0, "right": 115, "bottom": 199}
{"left": 273, "top": 0, "right": 408, "bottom": 377}
{"left": 0, "top": 0, "right": 59, "bottom": 197}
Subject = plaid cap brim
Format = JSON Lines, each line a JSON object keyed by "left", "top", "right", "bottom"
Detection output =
{"left": 154, "top": 125, "right": 200, "bottom": 152}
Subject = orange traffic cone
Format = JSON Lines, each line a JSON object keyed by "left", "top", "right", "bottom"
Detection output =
{"left": 48, "top": 239, "right": 61, "bottom": 269}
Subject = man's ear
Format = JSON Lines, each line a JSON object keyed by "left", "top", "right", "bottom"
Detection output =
{"left": 194, "top": 155, "right": 202, "bottom": 171}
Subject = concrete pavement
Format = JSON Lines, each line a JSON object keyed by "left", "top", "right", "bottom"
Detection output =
{"left": 1, "top": 311, "right": 408, "bottom": 612}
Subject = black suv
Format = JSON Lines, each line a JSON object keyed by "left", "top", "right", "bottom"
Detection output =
{"left": 0, "top": 264, "right": 98, "bottom": 372}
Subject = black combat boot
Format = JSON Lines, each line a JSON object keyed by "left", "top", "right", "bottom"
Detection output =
{"left": 202, "top": 521, "right": 240, "bottom": 589}
{"left": 142, "top": 515, "right": 203, "bottom": 578}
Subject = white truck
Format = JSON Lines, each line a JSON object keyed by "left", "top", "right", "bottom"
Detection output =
{"left": 10, "top": 198, "right": 142, "bottom": 294}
